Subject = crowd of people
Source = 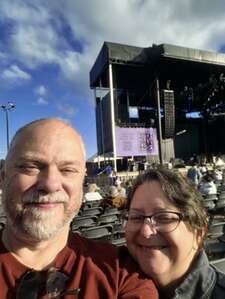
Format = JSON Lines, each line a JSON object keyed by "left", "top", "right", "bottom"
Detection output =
{"left": 0, "top": 118, "right": 225, "bottom": 298}
{"left": 187, "top": 162, "right": 224, "bottom": 196}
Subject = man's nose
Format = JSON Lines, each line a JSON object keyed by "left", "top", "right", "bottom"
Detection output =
{"left": 37, "top": 166, "right": 62, "bottom": 193}
{"left": 139, "top": 219, "right": 157, "bottom": 238}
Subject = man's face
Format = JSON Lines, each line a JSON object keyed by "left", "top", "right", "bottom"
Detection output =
{"left": 1, "top": 121, "right": 86, "bottom": 241}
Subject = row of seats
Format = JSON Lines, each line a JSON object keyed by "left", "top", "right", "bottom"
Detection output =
{"left": 71, "top": 202, "right": 126, "bottom": 246}
{"left": 204, "top": 181, "right": 225, "bottom": 273}
{"left": 201, "top": 181, "right": 225, "bottom": 211}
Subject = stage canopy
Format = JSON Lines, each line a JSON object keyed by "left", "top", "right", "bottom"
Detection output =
{"left": 90, "top": 42, "right": 225, "bottom": 114}
{"left": 90, "top": 42, "right": 225, "bottom": 85}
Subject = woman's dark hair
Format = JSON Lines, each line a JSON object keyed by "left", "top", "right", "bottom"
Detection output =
{"left": 126, "top": 167, "right": 209, "bottom": 236}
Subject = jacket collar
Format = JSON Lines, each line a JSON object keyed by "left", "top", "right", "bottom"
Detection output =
{"left": 173, "top": 250, "right": 216, "bottom": 299}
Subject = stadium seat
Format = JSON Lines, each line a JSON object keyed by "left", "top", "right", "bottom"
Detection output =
{"left": 204, "top": 194, "right": 218, "bottom": 201}
{"left": 81, "top": 225, "right": 113, "bottom": 240}
{"left": 202, "top": 200, "right": 215, "bottom": 210}
{"left": 205, "top": 240, "right": 225, "bottom": 260}
{"left": 210, "top": 215, "right": 225, "bottom": 225}
{"left": 216, "top": 199, "right": 225, "bottom": 208}
{"left": 97, "top": 214, "right": 119, "bottom": 225}
{"left": 208, "top": 222, "right": 225, "bottom": 238}
{"left": 71, "top": 216, "right": 97, "bottom": 231}
{"left": 81, "top": 207, "right": 103, "bottom": 217}
{"left": 82, "top": 201, "right": 102, "bottom": 209}
{"left": 210, "top": 257, "right": 225, "bottom": 273}
{"left": 218, "top": 234, "right": 225, "bottom": 243}
{"left": 0, "top": 215, "right": 6, "bottom": 224}
{"left": 218, "top": 192, "right": 225, "bottom": 199}
{"left": 111, "top": 237, "right": 126, "bottom": 246}
{"left": 103, "top": 207, "right": 120, "bottom": 215}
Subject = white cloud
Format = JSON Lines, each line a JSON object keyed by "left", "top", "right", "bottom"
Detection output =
{"left": 37, "top": 97, "right": 48, "bottom": 105}
{"left": 0, "top": 0, "right": 50, "bottom": 24}
{"left": 55, "top": 116, "right": 72, "bottom": 125}
{"left": 1, "top": 64, "right": 31, "bottom": 81}
{"left": 57, "top": 0, "right": 225, "bottom": 51}
{"left": 35, "top": 85, "right": 47, "bottom": 96}
{"left": 34, "top": 85, "right": 48, "bottom": 105}
{"left": 57, "top": 102, "right": 77, "bottom": 117}
{"left": 0, "top": 51, "right": 7, "bottom": 61}
{"left": 44, "top": 0, "right": 225, "bottom": 94}
{"left": 11, "top": 25, "right": 59, "bottom": 68}
{"left": 1, "top": 0, "right": 225, "bottom": 97}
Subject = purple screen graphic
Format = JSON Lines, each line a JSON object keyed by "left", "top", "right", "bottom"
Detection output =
{"left": 115, "top": 127, "right": 159, "bottom": 156}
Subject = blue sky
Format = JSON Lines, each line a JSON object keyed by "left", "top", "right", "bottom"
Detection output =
{"left": 1, "top": 0, "right": 225, "bottom": 159}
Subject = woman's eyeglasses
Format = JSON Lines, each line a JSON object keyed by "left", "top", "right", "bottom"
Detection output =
{"left": 16, "top": 267, "right": 80, "bottom": 299}
{"left": 123, "top": 211, "right": 184, "bottom": 233}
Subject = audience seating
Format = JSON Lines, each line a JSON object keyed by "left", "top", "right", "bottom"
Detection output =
{"left": 81, "top": 224, "right": 113, "bottom": 240}
{"left": 80, "top": 207, "right": 103, "bottom": 217}
{"left": 111, "top": 237, "right": 126, "bottom": 246}
{"left": 202, "top": 200, "right": 215, "bottom": 210}
{"left": 208, "top": 222, "right": 225, "bottom": 238}
{"left": 103, "top": 207, "right": 120, "bottom": 215}
{"left": 218, "top": 234, "right": 225, "bottom": 243}
{"left": 210, "top": 257, "right": 225, "bottom": 272}
{"left": 71, "top": 216, "right": 97, "bottom": 231}
{"left": 216, "top": 199, "right": 225, "bottom": 208}
{"left": 82, "top": 200, "right": 102, "bottom": 209}
{"left": 205, "top": 239, "right": 225, "bottom": 260}
{"left": 97, "top": 214, "right": 119, "bottom": 225}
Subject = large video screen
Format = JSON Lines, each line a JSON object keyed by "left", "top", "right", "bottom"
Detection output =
{"left": 115, "top": 127, "right": 158, "bottom": 156}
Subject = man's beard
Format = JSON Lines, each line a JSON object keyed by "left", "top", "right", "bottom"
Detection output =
{"left": 2, "top": 190, "right": 80, "bottom": 241}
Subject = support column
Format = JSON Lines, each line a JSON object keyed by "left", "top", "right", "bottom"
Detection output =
{"left": 99, "top": 80, "right": 106, "bottom": 163}
{"left": 109, "top": 64, "right": 117, "bottom": 172}
{"left": 156, "top": 78, "right": 163, "bottom": 164}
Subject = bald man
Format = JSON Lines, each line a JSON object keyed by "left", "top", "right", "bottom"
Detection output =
{"left": 0, "top": 119, "right": 157, "bottom": 299}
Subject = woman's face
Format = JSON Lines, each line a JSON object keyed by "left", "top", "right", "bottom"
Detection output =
{"left": 125, "top": 180, "right": 200, "bottom": 287}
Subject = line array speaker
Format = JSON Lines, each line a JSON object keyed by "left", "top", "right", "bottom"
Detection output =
{"left": 163, "top": 89, "right": 175, "bottom": 138}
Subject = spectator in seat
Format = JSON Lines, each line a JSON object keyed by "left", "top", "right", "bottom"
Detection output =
{"left": 103, "top": 186, "right": 127, "bottom": 209}
{"left": 115, "top": 178, "right": 127, "bottom": 197}
{"left": 83, "top": 183, "right": 102, "bottom": 202}
{"left": 187, "top": 163, "right": 202, "bottom": 186}
{"left": 199, "top": 174, "right": 217, "bottom": 196}
{"left": 213, "top": 167, "right": 223, "bottom": 183}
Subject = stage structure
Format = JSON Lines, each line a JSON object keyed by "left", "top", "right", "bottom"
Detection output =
{"left": 90, "top": 42, "right": 225, "bottom": 171}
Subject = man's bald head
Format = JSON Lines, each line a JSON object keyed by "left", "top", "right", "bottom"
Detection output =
{"left": 6, "top": 118, "right": 86, "bottom": 164}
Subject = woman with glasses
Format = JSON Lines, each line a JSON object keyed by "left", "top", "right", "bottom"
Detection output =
{"left": 125, "top": 167, "right": 225, "bottom": 299}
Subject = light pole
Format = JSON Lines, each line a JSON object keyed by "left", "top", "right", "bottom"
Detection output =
{"left": 0, "top": 102, "right": 16, "bottom": 151}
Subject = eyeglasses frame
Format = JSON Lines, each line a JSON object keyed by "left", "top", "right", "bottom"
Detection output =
{"left": 123, "top": 210, "right": 184, "bottom": 233}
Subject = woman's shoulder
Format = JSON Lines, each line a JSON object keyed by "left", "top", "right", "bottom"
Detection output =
{"left": 211, "top": 265, "right": 225, "bottom": 295}
{"left": 215, "top": 269, "right": 225, "bottom": 288}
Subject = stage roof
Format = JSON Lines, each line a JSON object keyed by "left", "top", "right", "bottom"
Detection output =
{"left": 90, "top": 42, "right": 225, "bottom": 88}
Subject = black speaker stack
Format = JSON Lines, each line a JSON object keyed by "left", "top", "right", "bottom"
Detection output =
{"left": 163, "top": 89, "right": 175, "bottom": 138}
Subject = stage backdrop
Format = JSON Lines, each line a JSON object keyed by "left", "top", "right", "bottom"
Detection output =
{"left": 115, "top": 127, "right": 159, "bottom": 157}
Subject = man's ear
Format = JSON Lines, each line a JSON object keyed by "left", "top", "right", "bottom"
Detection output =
{"left": 0, "top": 159, "right": 5, "bottom": 188}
